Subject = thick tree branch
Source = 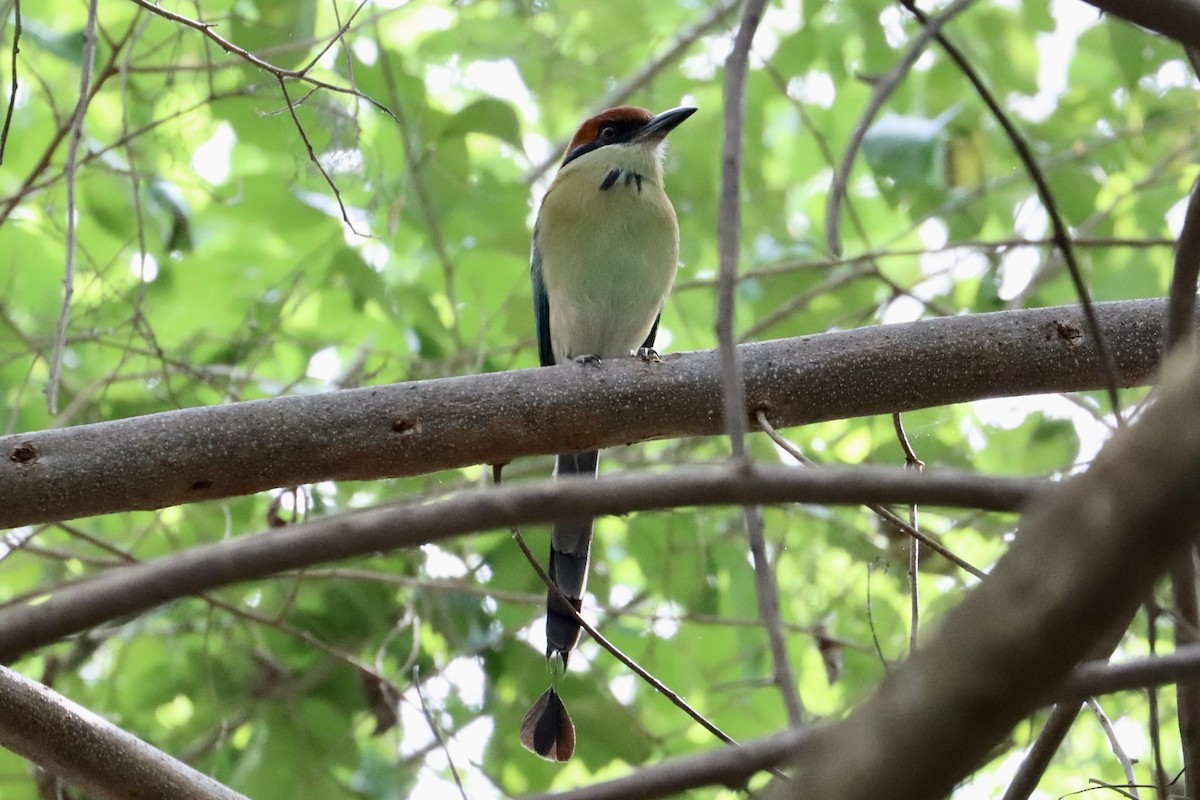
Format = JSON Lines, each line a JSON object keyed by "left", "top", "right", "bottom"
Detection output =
{"left": 534, "top": 639, "right": 1200, "bottom": 800}
{"left": 1076, "top": 0, "right": 1200, "bottom": 51}
{"left": 1066, "top": 644, "right": 1200, "bottom": 699}
{"left": 0, "top": 299, "right": 1179, "bottom": 530}
{"left": 770, "top": 348, "right": 1200, "bottom": 798}
{"left": 1166, "top": 175, "right": 1200, "bottom": 348}
{"left": 526, "top": 726, "right": 813, "bottom": 800}
{"left": 0, "top": 665, "right": 246, "bottom": 800}
{"left": 0, "top": 465, "right": 1041, "bottom": 664}
{"left": 533, "top": 346, "right": 1200, "bottom": 800}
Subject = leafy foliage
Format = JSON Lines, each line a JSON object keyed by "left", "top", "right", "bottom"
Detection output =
{"left": 0, "top": 0, "right": 1194, "bottom": 797}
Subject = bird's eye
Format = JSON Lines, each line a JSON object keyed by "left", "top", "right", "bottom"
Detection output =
{"left": 599, "top": 125, "right": 617, "bottom": 140}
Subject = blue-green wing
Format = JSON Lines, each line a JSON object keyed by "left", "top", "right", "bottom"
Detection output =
{"left": 530, "top": 233, "right": 555, "bottom": 367}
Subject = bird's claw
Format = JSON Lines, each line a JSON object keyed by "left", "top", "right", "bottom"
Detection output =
{"left": 635, "top": 347, "right": 661, "bottom": 362}
{"left": 573, "top": 354, "right": 602, "bottom": 367}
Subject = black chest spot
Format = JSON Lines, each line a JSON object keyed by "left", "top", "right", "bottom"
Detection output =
{"left": 599, "top": 169, "right": 644, "bottom": 193}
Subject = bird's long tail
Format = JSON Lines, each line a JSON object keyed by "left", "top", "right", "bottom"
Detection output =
{"left": 546, "top": 450, "right": 599, "bottom": 659}
{"left": 520, "top": 449, "right": 598, "bottom": 761}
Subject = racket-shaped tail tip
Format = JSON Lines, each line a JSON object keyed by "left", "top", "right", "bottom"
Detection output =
{"left": 519, "top": 687, "right": 576, "bottom": 762}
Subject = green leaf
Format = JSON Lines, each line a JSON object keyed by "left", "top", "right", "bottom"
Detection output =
{"left": 441, "top": 98, "right": 523, "bottom": 148}
{"left": 862, "top": 110, "right": 956, "bottom": 192}
{"left": 230, "top": 0, "right": 318, "bottom": 67}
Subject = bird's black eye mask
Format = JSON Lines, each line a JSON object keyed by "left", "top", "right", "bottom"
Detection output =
{"left": 561, "top": 118, "right": 646, "bottom": 166}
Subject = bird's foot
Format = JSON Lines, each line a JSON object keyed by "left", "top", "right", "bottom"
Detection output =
{"left": 635, "top": 346, "right": 661, "bottom": 362}
{"left": 573, "top": 354, "right": 602, "bottom": 367}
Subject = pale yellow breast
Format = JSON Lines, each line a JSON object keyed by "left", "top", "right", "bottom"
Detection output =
{"left": 537, "top": 148, "right": 680, "bottom": 363}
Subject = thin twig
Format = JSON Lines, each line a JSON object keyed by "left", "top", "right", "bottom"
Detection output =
{"left": 898, "top": 0, "right": 1125, "bottom": 426}
{"left": 825, "top": 0, "right": 976, "bottom": 256}
{"left": 719, "top": 0, "right": 804, "bottom": 729}
{"left": 47, "top": 0, "right": 101, "bottom": 414}
{"left": 413, "top": 666, "right": 468, "bottom": 800}
{"left": 715, "top": 0, "right": 766, "bottom": 459}
{"left": 1086, "top": 698, "right": 1140, "bottom": 799}
{"left": 0, "top": 20, "right": 178, "bottom": 228}
{"left": 893, "top": 413, "right": 923, "bottom": 653}
{"left": 0, "top": 0, "right": 20, "bottom": 165}
{"left": 125, "top": 0, "right": 395, "bottom": 121}
{"left": 372, "top": 26, "right": 461, "bottom": 346}
{"left": 865, "top": 561, "right": 892, "bottom": 673}
{"left": 0, "top": 86, "right": 257, "bottom": 210}
{"left": 1145, "top": 603, "right": 1170, "bottom": 799}
{"left": 525, "top": 0, "right": 744, "bottom": 185}
{"left": 745, "top": 504, "right": 805, "bottom": 724}
{"left": 1167, "top": 174, "right": 1200, "bottom": 349}
{"left": 508, "top": 526, "right": 766, "bottom": 767}
{"left": 1171, "top": 551, "right": 1200, "bottom": 794}
{"left": 62, "top": 518, "right": 404, "bottom": 693}
{"left": 296, "top": 0, "right": 369, "bottom": 77}
{"left": 1079, "top": 779, "right": 1140, "bottom": 800}
{"left": 755, "top": 409, "right": 986, "bottom": 580}
{"left": 737, "top": 265, "right": 875, "bottom": 342}
{"left": 674, "top": 237, "right": 1178, "bottom": 292}
{"left": 329, "top": 0, "right": 364, "bottom": 97}
{"left": 120, "top": 3, "right": 414, "bottom": 75}
{"left": 275, "top": 75, "right": 368, "bottom": 237}
{"left": 763, "top": 57, "right": 877, "bottom": 251}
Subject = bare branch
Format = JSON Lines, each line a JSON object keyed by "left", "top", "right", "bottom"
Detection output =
{"left": 717, "top": 0, "right": 805, "bottom": 730}
{"left": 534, "top": 345, "right": 1200, "bottom": 800}
{"left": 1168, "top": 175, "right": 1200, "bottom": 349}
{"left": 1067, "top": 644, "right": 1200, "bottom": 697}
{"left": 756, "top": 409, "right": 983, "bottom": 579}
{"left": 0, "top": 0, "right": 20, "bottom": 165}
{"left": 825, "top": 0, "right": 976, "bottom": 255}
{"left": 507, "top": 525, "right": 749, "bottom": 760}
{"left": 1086, "top": 699, "right": 1141, "bottom": 799}
{"left": 525, "top": 0, "right": 743, "bottom": 185}
{"left": 275, "top": 75, "right": 368, "bottom": 237}
{"left": 770, "top": 347, "right": 1200, "bottom": 799}
{"left": 0, "top": 298, "right": 1181, "bottom": 530}
{"left": 525, "top": 727, "right": 812, "bottom": 800}
{"left": 0, "top": 464, "right": 1041, "bottom": 663}
{"left": 1076, "top": 0, "right": 1200, "bottom": 50}
{"left": 0, "top": 664, "right": 247, "bottom": 800}
{"left": 716, "top": 0, "right": 765, "bottom": 459}
{"left": 900, "top": 0, "right": 1125, "bottom": 424}
{"left": 47, "top": 0, "right": 100, "bottom": 415}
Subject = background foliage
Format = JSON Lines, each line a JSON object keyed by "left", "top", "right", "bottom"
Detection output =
{"left": 0, "top": 0, "right": 1194, "bottom": 797}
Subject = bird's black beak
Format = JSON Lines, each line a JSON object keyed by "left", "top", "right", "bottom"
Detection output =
{"left": 633, "top": 106, "right": 697, "bottom": 143}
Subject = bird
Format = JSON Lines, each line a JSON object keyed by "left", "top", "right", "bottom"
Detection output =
{"left": 520, "top": 104, "right": 696, "bottom": 761}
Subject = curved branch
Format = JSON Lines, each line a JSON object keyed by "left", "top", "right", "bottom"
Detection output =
{"left": 1077, "top": 0, "right": 1200, "bottom": 50}
{"left": 0, "top": 465, "right": 1042, "bottom": 663}
{"left": 770, "top": 350, "right": 1200, "bottom": 798}
{"left": 524, "top": 0, "right": 743, "bottom": 184}
{"left": 529, "top": 346, "right": 1200, "bottom": 800}
{"left": 0, "top": 298, "right": 1183, "bottom": 530}
{"left": 825, "top": 0, "right": 976, "bottom": 255}
{"left": 900, "top": 0, "right": 1124, "bottom": 422}
{"left": 0, "top": 665, "right": 246, "bottom": 800}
